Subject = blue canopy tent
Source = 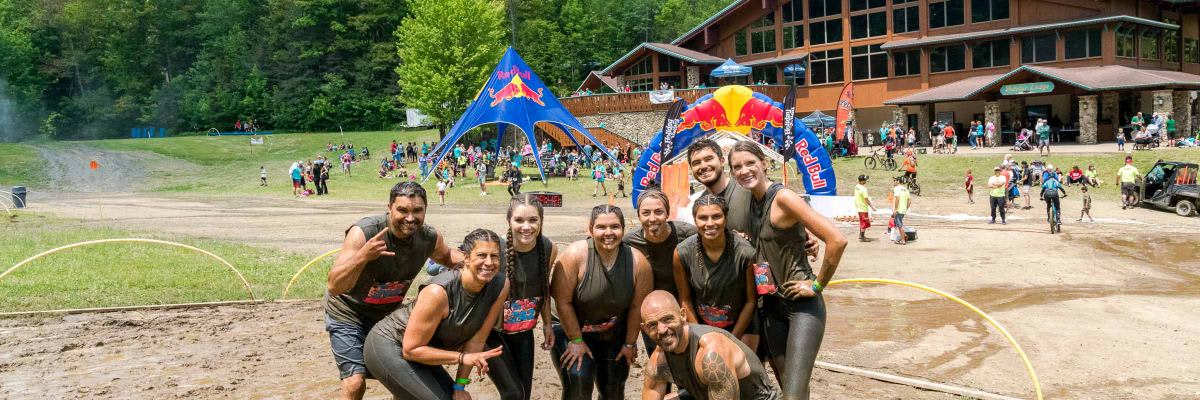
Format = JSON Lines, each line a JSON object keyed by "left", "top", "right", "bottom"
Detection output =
{"left": 801, "top": 110, "right": 836, "bottom": 130}
{"left": 424, "top": 47, "right": 616, "bottom": 184}
{"left": 710, "top": 59, "right": 751, "bottom": 78}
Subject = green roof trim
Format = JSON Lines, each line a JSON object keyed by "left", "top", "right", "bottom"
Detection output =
{"left": 881, "top": 15, "right": 1179, "bottom": 51}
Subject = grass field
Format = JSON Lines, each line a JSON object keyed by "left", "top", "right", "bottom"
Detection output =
{"left": 0, "top": 143, "right": 46, "bottom": 189}
{"left": 0, "top": 212, "right": 334, "bottom": 312}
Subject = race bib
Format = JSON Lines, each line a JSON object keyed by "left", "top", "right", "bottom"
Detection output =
{"left": 753, "top": 262, "right": 777, "bottom": 295}
{"left": 697, "top": 304, "right": 734, "bottom": 329}
{"left": 363, "top": 280, "right": 411, "bottom": 305}
{"left": 502, "top": 297, "right": 541, "bottom": 332}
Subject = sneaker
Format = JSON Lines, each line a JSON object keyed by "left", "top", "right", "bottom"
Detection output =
{"left": 989, "top": 220, "right": 995, "bottom": 224}
{"left": 1001, "top": 221, "right": 1007, "bottom": 225}
{"left": 1076, "top": 218, "right": 1082, "bottom": 222}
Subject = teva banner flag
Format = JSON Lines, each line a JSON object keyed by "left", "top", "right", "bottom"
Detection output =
{"left": 835, "top": 83, "right": 854, "bottom": 142}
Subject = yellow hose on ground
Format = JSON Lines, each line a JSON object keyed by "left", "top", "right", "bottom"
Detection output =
{"left": 1, "top": 238, "right": 256, "bottom": 300}
{"left": 281, "top": 248, "right": 342, "bottom": 300}
{"left": 829, "top": 278, "right": 1042, "bottom": 400}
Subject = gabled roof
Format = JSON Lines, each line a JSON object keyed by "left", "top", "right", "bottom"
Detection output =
{"left": 887, "top": 65, "right": 1200, "bottom": 105}
{"left": 881, "top": 15, "right": 1179, "bottom": 51}
{"left": 670, "top": 0, "right": 753, "bottom": 45}
{"left": 576, "top": 71, "right": 622, "bottom": 92}
{"left": 743, "top": 52, "right": 809, "bottom": 67}
{"left": 600, "top": 42, "right": 726, "bottom": 75}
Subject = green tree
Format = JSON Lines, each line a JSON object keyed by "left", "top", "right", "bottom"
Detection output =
{"left": 395, "top": 0, "right": 506, "bottom": 136}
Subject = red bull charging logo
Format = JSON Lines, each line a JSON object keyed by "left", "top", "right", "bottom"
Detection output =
{"left": 489, "top": 71, "right": 545, "bottom": 107}
{"left": 674, "top": 85, "right": 781, "bottom": 135}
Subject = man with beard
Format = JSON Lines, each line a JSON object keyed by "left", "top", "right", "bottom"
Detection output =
{"left": 640, "top": 290, "right": 779, "bottom": 400}
{"left": 624, "top": 188, "right": 696, "bottom": 356}
{"left": 324, "top": 181, "right": 463, "bottom": 400}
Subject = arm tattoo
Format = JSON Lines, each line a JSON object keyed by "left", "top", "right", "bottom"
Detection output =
{"left": 701, "top": 350, "right": 737, "bottom": 399}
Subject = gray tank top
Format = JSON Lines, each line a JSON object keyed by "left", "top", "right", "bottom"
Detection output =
{"left": 573, "top": 238, "right": 635, "bottom": 333}
{"left": 713, "top": 181, "right": 752, "bottom": 233}
{"left": 748, "top": 183, "right": 814, "bottom": 297}
{"left": 501, "top": 235, "right": 552, "bottom": 333}
{"left": 676, "top": 233, "right": 756, "bottom": 330}
{"left": 662, "top": 324, "right": 779, "bottom": 400}
{"left": 374, "top": 269, "right": 504, "bottom": 349}
{"left": 324, "top": 215, "right": 438, "bottom": 325}
{"left": 623, "top": 221, "right": 696, "bottom": 296}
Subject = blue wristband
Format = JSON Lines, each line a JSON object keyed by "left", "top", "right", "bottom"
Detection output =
{"left": 812, "top": 281, "right": 824, "bottom": 293}
{"left": 452, "top": 384, "right": 466, "bottom": 391}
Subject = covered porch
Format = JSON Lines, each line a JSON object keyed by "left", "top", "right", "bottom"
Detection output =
{"left": 887, "top": 65, "right": 1200, "bottom": 144}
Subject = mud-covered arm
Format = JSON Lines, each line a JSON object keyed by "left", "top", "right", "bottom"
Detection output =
{"left": 640, "top": 350, "right": 671, "bottom": 400}
{"left": 777, "top": 190, "right": 847, "bottom": 287}
{"left": 626, "top": 250, "right": 654, "bottom": 345}
{"left": 672, "top": 249, "right": 699, "bottom": 323}
{"left": 550, "top": 243, "right": 584, "bottom": 340}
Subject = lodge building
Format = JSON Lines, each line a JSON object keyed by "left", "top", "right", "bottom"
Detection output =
{"left": 566, "top": 0, "right": 1200, "bottom": 145}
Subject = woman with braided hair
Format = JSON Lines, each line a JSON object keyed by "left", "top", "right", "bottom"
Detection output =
{"left": 485, "top": 194, "right": 558, "bottom": 399}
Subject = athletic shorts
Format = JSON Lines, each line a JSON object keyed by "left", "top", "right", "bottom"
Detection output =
{"left": 858, "top": 212, "right": 871, "bottom": 230}
{"left": 326, "top": 316, "right": 370, "bottom": 380}
{"left": 292, "top": 179, "right": 301, "bottom": 188}
{"left": 1038, "top": 139, "right": 1050, "bottom": 147}
{"left": 1121, "top": 182, "right": 1137, "bottom": 196}
{"left": 893, "top": 213, "right": 905, "bottom": 227}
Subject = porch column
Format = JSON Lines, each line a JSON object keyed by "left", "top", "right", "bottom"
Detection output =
{"left": 917, "top": 104, "right": 932, "bottom": 145}
{"left": 1173, "top": 90, "right": 1192, "bottom": 138}
{"left": 984, "top": 101, "right": 1000, "bottom": 134}
{"left": 1078, "top": 95, "right": 1098, "bottom": 144}
{"left": 1009, "top": 97, "right": 1025, "bottom": 127}
{"left": 1100, "top": 91, "right": 1118, "bottom": 122}
{"left": 891, "top": 108, "right": 905, "bottom": 129}
{"left": 1152, "top": 89, "right": 1173, "bottom": 117}
{"left": 686, "top": 66, "right": 700, "bottom": 88}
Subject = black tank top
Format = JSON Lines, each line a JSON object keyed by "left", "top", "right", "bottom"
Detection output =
{"left": 676, "top": 233, "right": 756, "bottom": 330}
{"left": 324, "top": 215, "right": 438, "bottom": 325}
{"left": 573, "top": 238, "right": 635, "bottom": 333}
{"left": 374, "top": 269, "right": 504, "bottom": 349}
{"left": 623, "top": 221, "right": 696, "bottom": 296}
{"left": 748, "top": 183, "right": 814, "bottom": 297}
{"left": 501, "top": 235, "right": 552, "bottom": 333}
{"left": 662, "top": 324, "right": 778, "bottom": 400}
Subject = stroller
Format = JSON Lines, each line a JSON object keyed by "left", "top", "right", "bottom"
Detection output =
{"left": 1133, "top": 124, "right": 1160, "bottom": 150}
{"left": 1012, "top": 129, "right": 1033, "bottom": 151}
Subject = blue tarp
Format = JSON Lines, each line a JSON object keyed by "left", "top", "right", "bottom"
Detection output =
{"left": 710, "top": 58, "right": 751, "bottom": 78}
{"left": 424, "top": 47, "right": 615, "bottom": 184}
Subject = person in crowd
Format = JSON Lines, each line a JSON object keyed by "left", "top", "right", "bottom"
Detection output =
{"left": 290, "top": 161, "right": 303, "bottom": 197}
{"left": 943, "top": 122, "right": 957, "bottom": 153}
{"left": 325, "top": 182, "right": 461, "bottom": 400}
{"left": 854, "top": 175, "right": 875, "bottom": 241}
{"left": 624, "top": 189, "right": 697, "bottom": 355}
{"left": 639, "top": 291, "right": 779, "bottom": 399}
{"left": 486, "top": 195, "right": 558, "bottom": 400}
{"left": 988, "top": 167, "right": 1007, "bottom": 224}
{"left": 901, "top": 148, "right": 918, "bottom": 183}
{"left": 613, "top": 164, "right": 627, "bottom": 198}
{"left": 506, "top": 164, "right": 523, "bottom": 197}
{"left": 549, "top": 205, "right": 652, "bottom": 400}
{"left": 1036, "top": 118, "right": 1052, "bottom": 156}
{"left": 727, "top": 141, "right": 848, "bottom": 400}
{"left": 1077, "top": 185, "right": 1094, "bottom": 222}
{"left": 260, "top": 166, "right": 268, "bottom": 187}
{"left": 476, "top": 160, "right": 489, "bottom": 197}
{"left": 1018, "top": 161, "right": 1033, "bottom": 210}
{"left": 592, "top": 161, "right": 608, "bottom": 198}
{"left": 314, "top": 156, "right": 327, "bottom": 195}
{"left": 1067, "top": 166, "right": 1085, "bottom": 186}
{"left": 985, "top": 119, "right": 996, "bottom": 147}
{"left": 1117, "top": 156, "right": 1140, "bottom": 209}
{"left": 672, "top": 194, "right": 759, "bottom": 347}
{"left": 891, "top": 177, "right": 911, "bottom": 245}
{"left": 964, "top": 169, "right": 974, "bottom": 204}
{"left": 436, "top": 178, "right": 447, "bottom": 206}
{"left": 363, "top": 229, "right": 508, "bottom": 399}
{"left": 1083, "top": 164, "right": 1099, "bottom": 187}
{"left": 968, "top": 121, "right": 979, "bottom": 149}
{"left": 1117, "top": 126, "right": 1127, "bottom": 151}
{"left": 341, "top": 151, "right": 353, "bottom": 177}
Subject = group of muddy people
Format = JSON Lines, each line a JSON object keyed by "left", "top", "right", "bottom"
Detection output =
{"left": 324, "top": 138, "right": 847, "bottom": 400}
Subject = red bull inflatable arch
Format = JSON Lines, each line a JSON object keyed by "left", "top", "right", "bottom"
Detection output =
{"left": 631, "top": 85, "right": 837, "bottom": 206}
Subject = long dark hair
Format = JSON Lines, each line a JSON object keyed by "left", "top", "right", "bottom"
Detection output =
{"left": 506, "top": 194, "right": 549, "bottom": 305}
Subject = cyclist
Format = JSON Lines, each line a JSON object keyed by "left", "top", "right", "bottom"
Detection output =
{"left": 901, "top": 148, "right": 918, "bottom": 183}
{"left": 1040, "top": 170, "right": 1067, "bottom": 228}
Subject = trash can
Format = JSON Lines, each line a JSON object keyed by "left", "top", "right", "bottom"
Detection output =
{"left": 11, "top": 186, "right": 27, "bottom": 208}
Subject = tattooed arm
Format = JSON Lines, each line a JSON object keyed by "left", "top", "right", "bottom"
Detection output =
{"left": 640, "top": 349, "right": 672, "bottom": 400}
{"left": 696, "top": 334, "right": 745, "bottom": 399}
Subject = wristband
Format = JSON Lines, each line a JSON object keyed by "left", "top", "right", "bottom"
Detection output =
{"left": 570, "top": 337, "right": 584, "bottom": 344}
{"left": 452, "top": 384, "right": 466, "bottom": 391}
{"left": 623, "top": 343, "right": 636, "bottom": 349}
{"left": 455, "top": 378, "right": 471, "bottom": 385}
{"left": 457, "top": 352, "right": 464, "bottom": 365}
{"left": 812, "top": 281, "right": 824, "bottom": 293}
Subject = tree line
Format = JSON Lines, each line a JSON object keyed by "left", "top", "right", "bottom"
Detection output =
{"left": 0, "top": 0, "right": 731, "bottom": 141}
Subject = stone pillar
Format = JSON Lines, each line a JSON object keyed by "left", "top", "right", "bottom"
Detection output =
{"left": 1153, "top": 89, "right": 1173, "bottom": 117}
{"left": 686, "top": 66, "right": 700, "bottom": 88}
{"left": 1173, "top": 90, "right": 1192, "bottom": 138}
{"left": 1078, "top": 95, "right": 1098, "bottom": 144}
{"left": 917, "top": 104, "right": 932, "bottom": 145}
{"left": 892, "top": 108, "right": 905, "bottom": 129}
{"left": 984, "top": 100, "right": 1000, "bottom": 130}
{"left": 1101, "top": 91, "right": 1118, "bottom": 122}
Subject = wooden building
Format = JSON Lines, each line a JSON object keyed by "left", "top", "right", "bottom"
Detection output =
{"left": 568, "top": 0, "right": 1200, "bottom": 144}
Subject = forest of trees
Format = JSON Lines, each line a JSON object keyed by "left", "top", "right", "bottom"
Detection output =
{"left": 0, "top": 0, "right": 732, "bottom": 141}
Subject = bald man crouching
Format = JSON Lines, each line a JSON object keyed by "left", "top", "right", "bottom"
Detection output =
{"left": 640, "top": 290, "right": 779, "bottom": 400}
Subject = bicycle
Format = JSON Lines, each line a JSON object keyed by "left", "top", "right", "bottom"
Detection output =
{"left": 897, "top": 174, "right": 922, "bottom": 196}
{"left": 1043, "top": 193, "right": 1067, "bottom": 234}
{"left": 864, "top": 147, "right": 897, "bottom": 171}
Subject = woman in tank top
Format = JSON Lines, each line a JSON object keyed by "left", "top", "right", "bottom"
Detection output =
{"left": 672, "top": 193, "right": 760, "bottom": 349}
{"left": 549, "top": 205, "right": 653, "bottom": 400}
{"left": 363, "top": 229, "right": 510, "bottom": 399}
{"left": 486, "top": 195, "right": 558, "bottom": 400}
{"left": 727, "top": 141, "right": 848, "bottom": 400}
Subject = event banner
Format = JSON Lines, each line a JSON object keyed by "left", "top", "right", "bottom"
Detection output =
{"left": 835, "top": 83, "right": 854, "bottom": 142}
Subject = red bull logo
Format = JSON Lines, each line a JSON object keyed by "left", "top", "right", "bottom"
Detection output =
{"left": 734, "top": 96, "right": 783, "bottom": 131}
{"left": 676, "top": 100, "right": 731, "bottom": 132}
{"left": 795, "top": 138, "right": 828, "bottom": 190}
{"left": 489, "top": 73, "right": 545, "bottom": 107}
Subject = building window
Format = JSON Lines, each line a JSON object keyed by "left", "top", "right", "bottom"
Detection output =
{"left": 751, "top": 11, "right": 775, "bottom": 29}
{"left": 809, "top": 0, "right": 841, "bottom": 18}
{"left": 929, "top": 0, "right": 964, "bottom": 29}
{"left": 850, "top": 0, "right": 884, "bottom": 12}
{"left": 810, "top": 49, "right": 844, "bottom": 84}
{"left": 782, "top": 0, "right": 803, "bottom": 23}
{"left": 1021, "top": 33, "right": 1056, "bottom": 63}
{"left": 971, "top": 38, "right": 1009, "bottom": 68}
{"left": 627, "top": 78, "right": 653, "bottom": 92}
{"left": 970, "top": 0, "right": 1008, "bottom": 23}
{"left": 1116, "top": 26, "right": 1136, "bottom": 58}
{"left": 851, "top": 12, "right": 886, "bottom": 40}
{"left": 809, "top": 19, "right": 843, "bottom": 45}
{"left": 893, "top": 6, "right": 919, "bottom": 34}
{"left": 1185, "top": 38, "right": 1199, "bottom": 63}
{"left": 735, "top": 29, "right": 748, "bottom": 56}
{"left": 783, "top": 25, "right": 804, "bottom": 49}
{"left": 625, "top": 56, "right": 652, "bottom": 76}
{"left": 1140, "top": 30, "right": 1159, "bottom": 60}
{"left": 751, "top": 30, "right": 777, "bottom": 53}
{"left": 893, "top": 49, "right": 921, "bottom": 76}
{"left": 753, "top": 65, "right": 779, "bottom": 84}
{"left": 1064, "top": 29, "right": 1101, "bottom": 59}
{"left": 1164, "top": 25, "right": 1179, "bottom": 62}
{"left": 851, "top": 44, "right": 888, "bottom": 80}
{"left": 893, "top": 0, "right": 917, "bottom": 3}
{"left": 930, "top": 44, "right": 965, "bottom": 72}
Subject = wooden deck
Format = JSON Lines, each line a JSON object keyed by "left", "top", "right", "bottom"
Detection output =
{"left": 535, "top": 122, "right": 635, "bottom": 149}
{"left": 560, "top": 85, "right": 791, "bottom": 116}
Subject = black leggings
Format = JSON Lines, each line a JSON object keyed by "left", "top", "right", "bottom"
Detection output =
{"left": 486, "top": 330, "right": 535, "bottom": 400}
{"left": 549, "top": 323, "right": 630, "bottom": 400}
{"left": 990, "top": 196, "right": 1007, "bottom": 222}
{"left": 362, "top": 329, "right": 454, "bottom": 399}
{"left": 760, "top": 294, "right": 826, "bottom": 400}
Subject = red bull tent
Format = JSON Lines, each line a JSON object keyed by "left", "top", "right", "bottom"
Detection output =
{"left": 424, "top": 47, "right": 616, "bottom": 183}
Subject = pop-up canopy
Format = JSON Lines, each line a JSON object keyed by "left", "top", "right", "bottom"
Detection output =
{"left": 424, "top": 47, "right": 615, "bottom": 183}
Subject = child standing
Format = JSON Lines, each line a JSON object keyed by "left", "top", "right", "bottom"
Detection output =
{"left": 1116, "top": 128, "right": 1126, "bottom": 151}
{"left": 613, "top": 164, "right": 627, "bottom": 198}
{"left": 259, "top": 166, "right": 267, "bottom": 186}
{"left": 436, "top": 179, "right": 447, "bottom": 206}
{"left": 1077, "top": 185, "right": 1094, "bottom": 222}
{"left": 964, "top": 169, "right": 975, "bottom": 204}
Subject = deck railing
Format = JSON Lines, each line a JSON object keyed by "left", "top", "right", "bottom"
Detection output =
{"left": 561, "top": 85, "right": 791, "bottom": 116}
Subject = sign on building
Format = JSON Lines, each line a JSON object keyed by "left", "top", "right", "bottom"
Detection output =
{"left": 1001, "top": 82, "right": 1055, "bottom": 96}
